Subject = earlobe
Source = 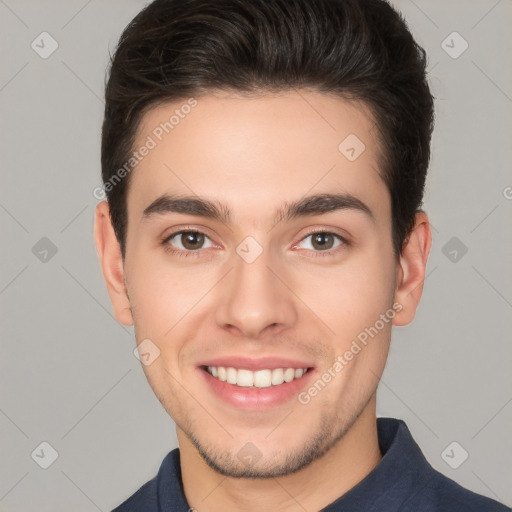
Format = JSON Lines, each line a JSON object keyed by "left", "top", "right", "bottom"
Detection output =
{"left": 94, "top": 201, "right": 134, "bottom": 326}
{"left": 392, "top": 212, "right": 432, "bottom": 326}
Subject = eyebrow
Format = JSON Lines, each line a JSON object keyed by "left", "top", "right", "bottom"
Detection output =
{"left": 141, "top": 192, "right": 375, "bottom": 226}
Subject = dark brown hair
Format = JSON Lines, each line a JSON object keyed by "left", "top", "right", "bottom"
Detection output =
{"left": 101, "top": 0, "right": 435, "bottom": 258}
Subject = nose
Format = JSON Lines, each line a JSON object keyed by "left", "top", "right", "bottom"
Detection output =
{"left": 214, "top": 243, "right": 298, "bottom": 339}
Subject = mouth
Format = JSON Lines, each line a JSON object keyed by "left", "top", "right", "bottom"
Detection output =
{"left": 203, "top": 365, "right": 311, "bottom": 388}
{"left": 197, "top": 359, "right": 316, "bottom": 410}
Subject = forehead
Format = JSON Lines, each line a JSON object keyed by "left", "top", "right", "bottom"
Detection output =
{"left": 127, "top": 90, "right": 389, "bottom": 225}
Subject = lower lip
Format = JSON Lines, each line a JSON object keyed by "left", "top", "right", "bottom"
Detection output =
{"left": 199, "top": 367, "right": 315, "bottom": 410}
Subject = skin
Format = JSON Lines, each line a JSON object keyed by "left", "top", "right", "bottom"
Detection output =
{"left": 95, "top": 89, "right": 431, "bottom": 511}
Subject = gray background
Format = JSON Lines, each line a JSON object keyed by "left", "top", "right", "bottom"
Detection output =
{"left": 0, "top": 0, "right": 511, "bottom": 510}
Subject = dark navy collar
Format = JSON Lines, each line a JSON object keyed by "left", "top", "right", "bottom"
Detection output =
{"left": 114, "top": 417, "right": 509, "bottom": 511}
{"left": 154, "top": 417, "right": 431, "bottom": 511}
{"left": 321, "top": 417, "right": 434, "bottom": 511}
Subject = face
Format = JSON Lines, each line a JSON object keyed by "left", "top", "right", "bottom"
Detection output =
{"left": 120, "top": 90, "right": 400, "bottom": 477}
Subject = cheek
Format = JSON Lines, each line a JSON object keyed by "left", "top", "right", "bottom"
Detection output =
{"left": 296, "top": 250, "right": 396, "bottom": 342}
{"left": 125, "top": 252, "right": 219, "bottom": 372}
{"left": 126, "top": 252, "right": 206, "bottom": 331}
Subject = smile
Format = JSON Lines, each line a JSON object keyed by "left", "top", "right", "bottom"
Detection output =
{"left": 205, "top": 366, "right": 310, "bottom": 388}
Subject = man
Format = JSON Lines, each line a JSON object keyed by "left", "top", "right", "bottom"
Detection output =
{"left": 94, "top": 0, "right": 510, "bottom": 510}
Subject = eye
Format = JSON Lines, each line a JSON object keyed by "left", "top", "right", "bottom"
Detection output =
{"left": 163, "top": 230, "right": 214, "bottom": 254}
{"left": 295, "top": 231, "right": 347, "bottom": 255}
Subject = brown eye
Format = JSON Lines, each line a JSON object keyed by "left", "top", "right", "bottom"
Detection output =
{"left": 181, "top": 232, "right": 205, "bottom": 250}
{"left": 296, "top": 231, "right": 346, "bottom": 255}
{"left": 311, "top": 233, "right": 335, "bottom": 250}
{"left": 165, "top": 230, "right": 213, "bottom": 252}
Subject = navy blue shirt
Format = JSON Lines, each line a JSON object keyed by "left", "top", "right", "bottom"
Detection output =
{"left": 112, "top": 417, "right": 510, "bottom": 511}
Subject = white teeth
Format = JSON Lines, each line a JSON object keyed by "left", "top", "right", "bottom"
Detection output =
{"left": 226, "top": 367, "right": 237, "bottom": 384}
{"left": 237, "top": 369, "right": 254, "bottom": 387}
{"left": 283, "top": 368, "right": 295, "bottom": 382}
{"left": 254, "top": 369, "right": 272, "bottom": 388}
{"left": 206, "top": 366, "right": 308, "bottom": 388}
{"left": 271, "top": 368, "right": 284, "bottom": 385}
{"left": 217, "top": 366, "right": 227, "bottom": 382}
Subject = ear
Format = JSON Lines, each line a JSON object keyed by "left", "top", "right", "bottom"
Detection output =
{"left": 392, "top": 212, "right": 432, "bottom": 326}
{"left": 94, "top": 201, "right": 134, "bottom": 326}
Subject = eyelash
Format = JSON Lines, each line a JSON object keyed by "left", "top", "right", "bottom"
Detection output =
{"left": 161, "top": 228, "right": 350, "bottom": 259}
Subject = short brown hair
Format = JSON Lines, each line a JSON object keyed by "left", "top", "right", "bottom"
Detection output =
{"left": 101, "top": 0, "right": 435, "bottom": 258}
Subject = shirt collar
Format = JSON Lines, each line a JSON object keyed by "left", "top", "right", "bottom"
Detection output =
{"left": 156, "top": 417, "right": 434, "bottom": 511}
{"left": 321, "top": 417, "right": 435, "bottom": 511}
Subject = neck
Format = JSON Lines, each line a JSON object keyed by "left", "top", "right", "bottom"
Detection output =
{"left": 179, "top": 395, "right": 382, "bottom": 512}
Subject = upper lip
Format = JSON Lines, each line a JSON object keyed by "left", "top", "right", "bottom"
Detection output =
{"left": 197, "top": 356, "right": 315, "bottom": 371}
